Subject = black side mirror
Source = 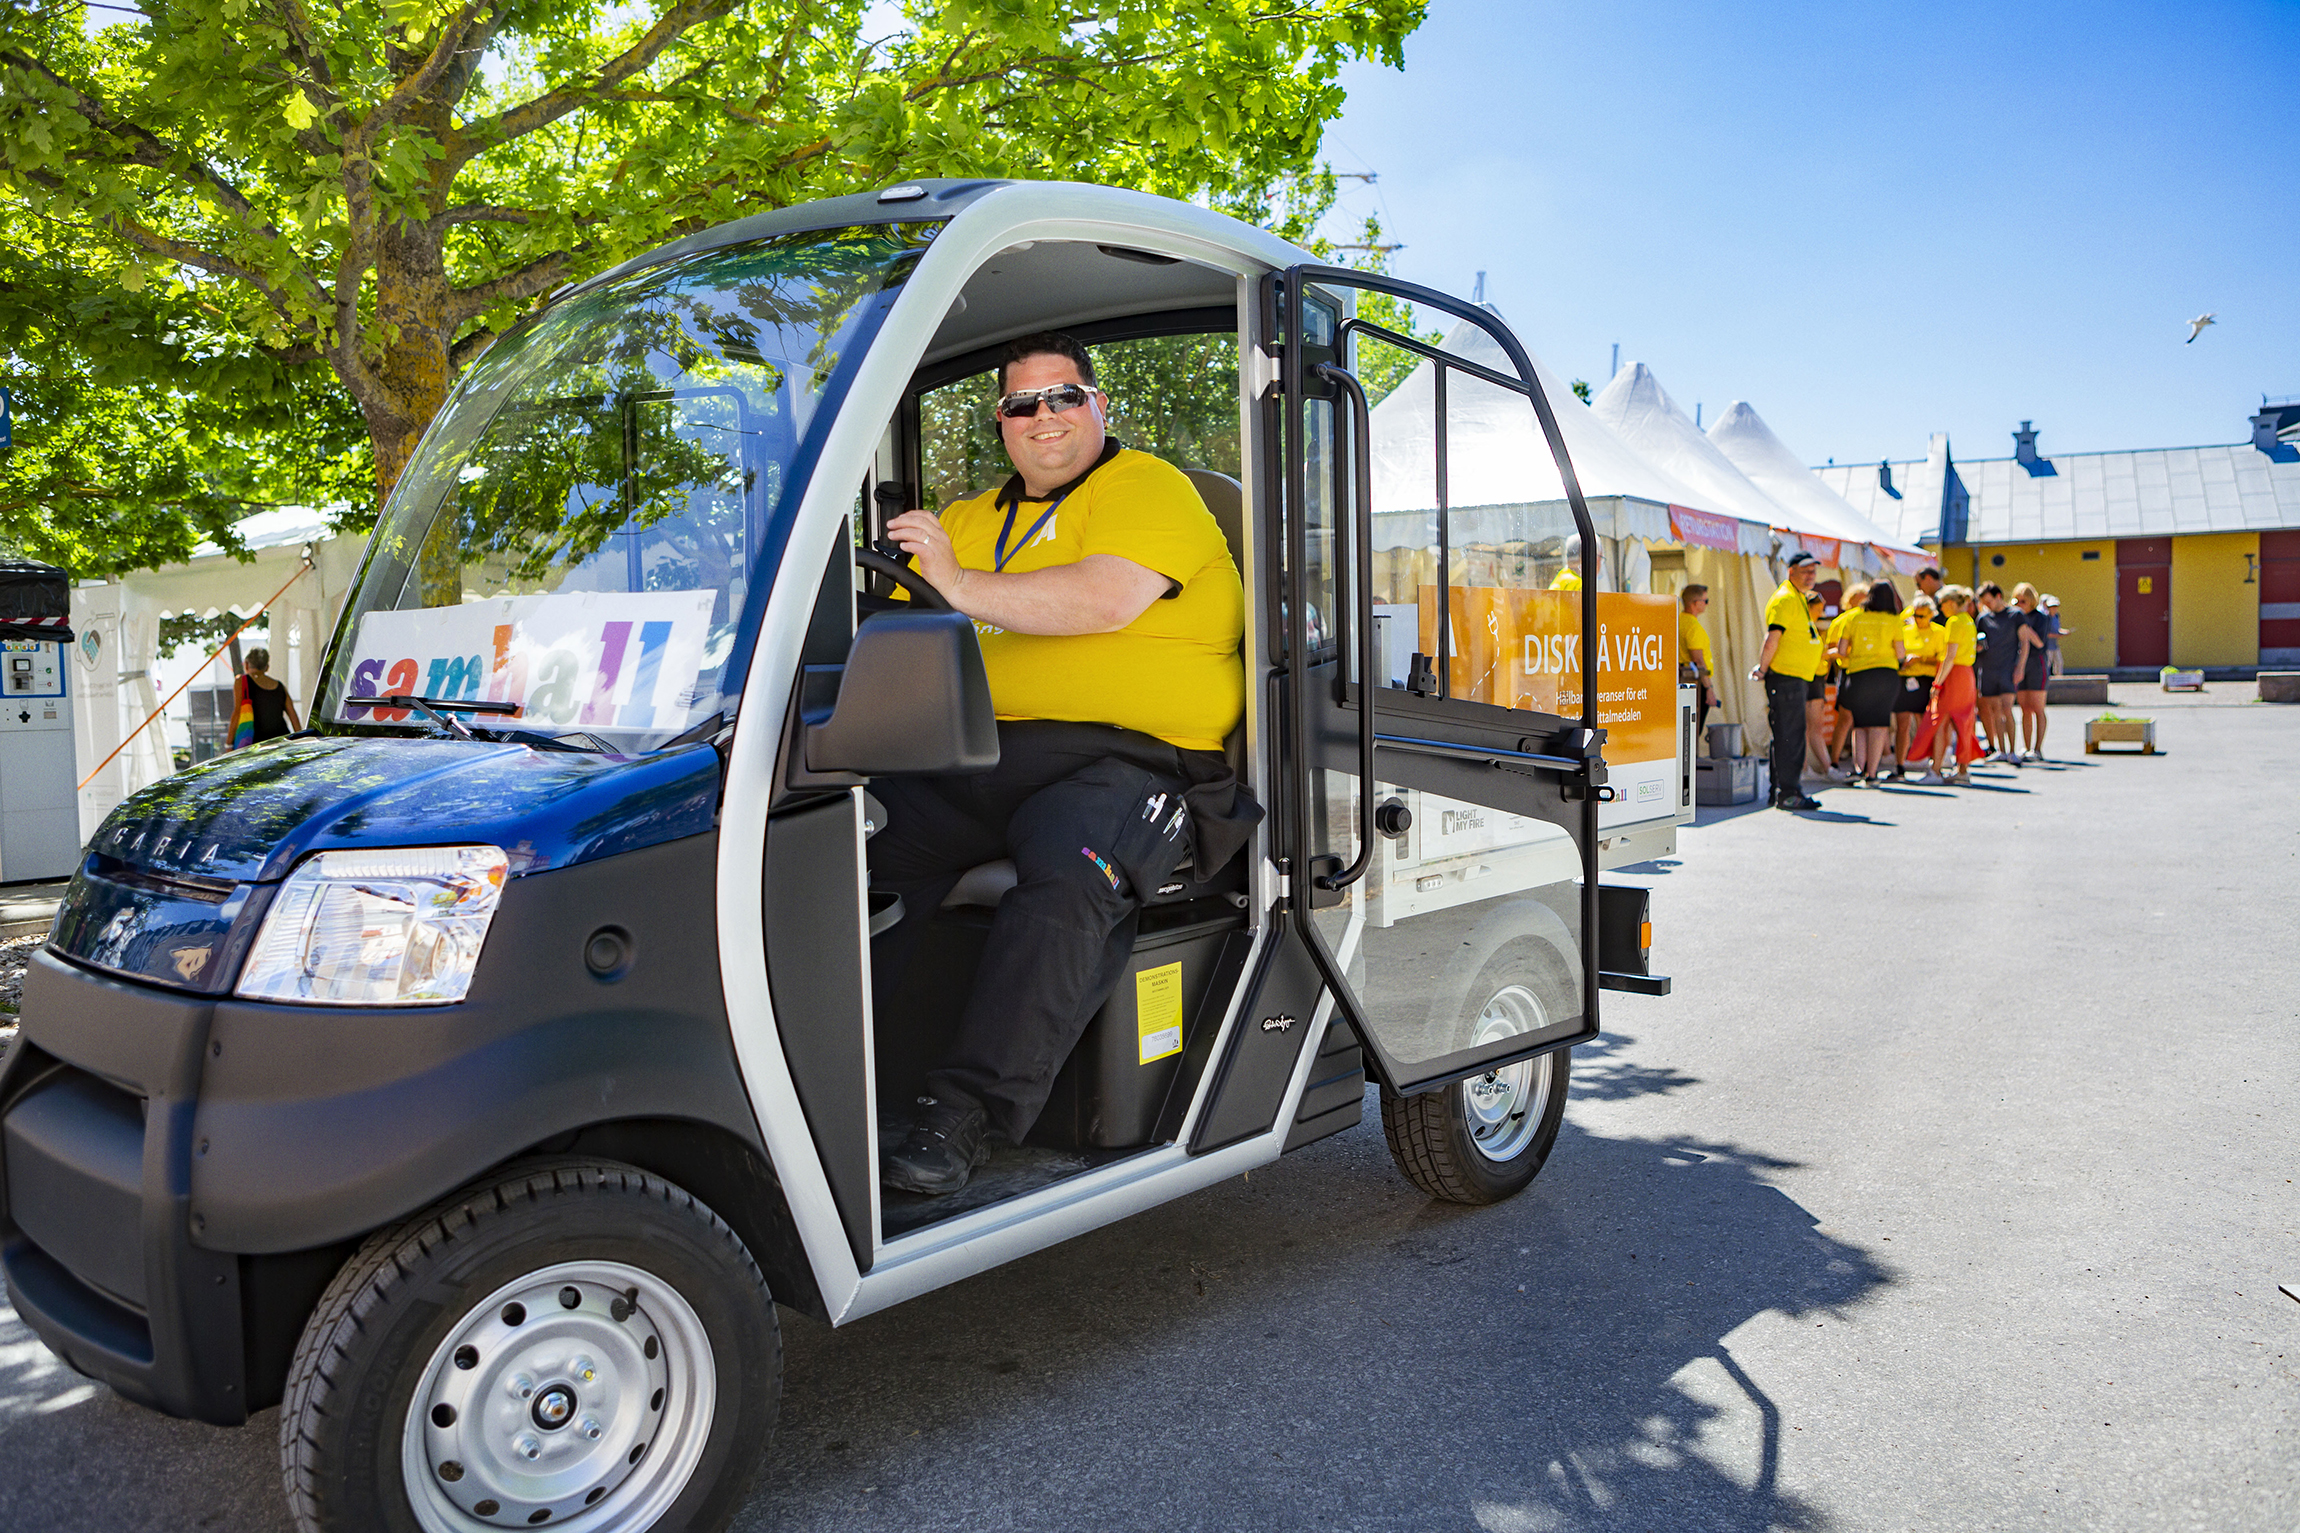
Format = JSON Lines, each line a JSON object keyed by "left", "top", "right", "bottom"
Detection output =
{"left": 804, "top": 611, "right": 1000, "bottom": 776}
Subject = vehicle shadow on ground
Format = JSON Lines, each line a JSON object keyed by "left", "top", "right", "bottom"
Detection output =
{"left": 749, "top": 1107, "right": 1888, "bottom": 1533}
{"left": 0, "top": 1089, "right": 1883, "bottom": 1533}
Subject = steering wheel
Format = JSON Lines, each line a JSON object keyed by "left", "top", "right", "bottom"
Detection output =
{"left": 854, "top": 545, "right": 954, "bottom": 612}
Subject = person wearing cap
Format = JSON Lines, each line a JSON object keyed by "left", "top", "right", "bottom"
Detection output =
{"left": 2042, "top": 594, "right": 2070, "bottom": 678}
{"left": 1749, "top": 551, "right": 1823, "bottom": 810}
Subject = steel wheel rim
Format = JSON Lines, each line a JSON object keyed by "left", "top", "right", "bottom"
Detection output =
{"left": 401, "top": 1260, "right": 715, "bottom": 1533}
{"left": 1460, "top": 984, "right": 1553, "bottom": 1165}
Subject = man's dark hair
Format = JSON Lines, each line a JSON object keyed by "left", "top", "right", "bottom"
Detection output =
{"left": 1865, "top": 581, "right": 1902, "bottom": 614}
{"left": 1977, "top": 580, "right": 2004, "bottom": 600}
{"left": 1918, "top": 565, "right": 1944, "bottom": 582}
{"left": 997, "top": 332, "right": 1097, "bottom": 394}
{"left": 1680, "top": 583, "right": 1708, "bottom": 608}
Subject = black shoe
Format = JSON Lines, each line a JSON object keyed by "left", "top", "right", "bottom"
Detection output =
{"left": 1774, "top": 793, "right": 1822, "bottom": 811}
{"left": 883, "top": 1096, "right": 990, "bottom": 1195}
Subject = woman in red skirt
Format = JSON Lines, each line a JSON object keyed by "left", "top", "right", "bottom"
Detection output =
{"left": 1910, "top": 585, "right": 1981, "bottom": 784}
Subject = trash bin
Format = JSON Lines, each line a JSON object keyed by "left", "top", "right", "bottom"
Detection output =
{"left": 1705, "top": 722, "right": 1742, "bottom": 760}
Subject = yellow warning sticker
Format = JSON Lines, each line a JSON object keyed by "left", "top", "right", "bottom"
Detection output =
{"left": 1136, "top": 961, "right": 1185, "bottom": 1064}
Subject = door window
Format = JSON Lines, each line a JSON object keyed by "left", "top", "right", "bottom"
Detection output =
{"left": 1281, "top": 270, "right": 1597, "bottom": 1095}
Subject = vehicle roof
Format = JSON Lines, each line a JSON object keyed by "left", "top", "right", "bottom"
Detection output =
{"left": 560, "top": 179, "right": 1314, "bottom": 303}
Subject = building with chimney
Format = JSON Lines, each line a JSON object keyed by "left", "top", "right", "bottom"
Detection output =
{"left": 1817, "top": 403, "right": 2300, "bottom": 670}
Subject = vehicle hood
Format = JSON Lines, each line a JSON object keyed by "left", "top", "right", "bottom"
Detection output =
{"left": 53, "top": 735, "right": 720, "bottom": 994}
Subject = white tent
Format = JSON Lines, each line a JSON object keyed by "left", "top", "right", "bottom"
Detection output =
{"left": 1587, "top": 363, "right": 1796, "bottom": 745}
{"left": 1707, "top": 402, "right": 1929, "bottom": 572}
{"left": 1590, "top": 364, "right": 1793, "bottom": 540}
{"left": 70, "top": 506, "right": 363, "bottom": 837}
{"left": 1366, "top": 312, "right": 1730, "bottom": 596}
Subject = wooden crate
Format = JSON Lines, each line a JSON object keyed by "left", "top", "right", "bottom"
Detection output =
{"left": 2085, "top": 718, "right": 2156, "bottom": 754}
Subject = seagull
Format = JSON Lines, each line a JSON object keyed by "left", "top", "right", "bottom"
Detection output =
{"left": 2185, "top": 313, "right": 2216, "bottom": 343}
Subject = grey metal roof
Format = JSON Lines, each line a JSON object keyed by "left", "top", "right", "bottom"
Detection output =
{"left": 1816, "top": 435, "right": 2300, "bottom": 545}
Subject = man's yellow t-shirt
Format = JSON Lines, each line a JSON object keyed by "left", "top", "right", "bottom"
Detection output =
{"left": 1843, "top": 610, "right": 1902, "bottom": 672}
{"left": 1549, "top": 567, "right": 1583, "bottom": 591}
{"left": 931, "top": 447, "right": 1243, "bottom": 752}
{"left": 1763, "top": 582, "right": 1824, "bottom": 680}
{"left": 1900, "top": 617, "right": 1945, "bottom": 675}
{"left": 1679, "top": 610, "right": 1712, "bottom": 674}
{"left": 1940, "top": 611, "right": 1978, "bottom": 670}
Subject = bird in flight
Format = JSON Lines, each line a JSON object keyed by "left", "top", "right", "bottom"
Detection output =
{"left": 2185, "top": 313, "right": 2216, "bottom": 343}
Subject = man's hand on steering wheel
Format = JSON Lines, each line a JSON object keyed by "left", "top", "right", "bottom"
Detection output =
{"left": 886, "top": 510, "right": 967, "bottom": 604}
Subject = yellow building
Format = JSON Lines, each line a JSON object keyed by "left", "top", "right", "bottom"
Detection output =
{"left": 1817, "top": 411, "right": 2300, "bottom": 669}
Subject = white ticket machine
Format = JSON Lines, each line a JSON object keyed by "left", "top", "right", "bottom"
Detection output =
{"left": 0, "top": 638, "right": 79, "bottom": 881}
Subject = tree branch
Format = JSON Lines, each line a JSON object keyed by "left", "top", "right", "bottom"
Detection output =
{"left": 442, "top": 248, "right": 585, "bottom": 325}
{"left": 360, "top": 0, "right": 495, "bottom": 148}
{"left": 430, "top": 203, "right": 534, "bottom": 230}
{"left": 450, "top": 0, "right": 737, "bottom": 159}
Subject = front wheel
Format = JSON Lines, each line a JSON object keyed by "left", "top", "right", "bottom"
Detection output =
{"left": 1380, "top": 952, "right": 1572, "bottom": 1204}
{"left": 280, "top": 1160, "right": 779, "bottom": 1533}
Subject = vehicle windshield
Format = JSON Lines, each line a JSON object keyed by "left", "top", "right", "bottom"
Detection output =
{"left": 317, "top": 223, "right": 932, "bottom": 750}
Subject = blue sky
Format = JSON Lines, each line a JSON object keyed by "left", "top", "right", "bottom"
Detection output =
{"left": 1313, "top": 0, "right": 2300, "bottom": 466}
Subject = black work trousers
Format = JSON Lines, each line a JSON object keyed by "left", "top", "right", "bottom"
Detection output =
{"left": 1764, "top": 669, "right": 1807, "bottom": 802}
{"left": 867, "top": 721, "right": 1207, "bottom": 1143}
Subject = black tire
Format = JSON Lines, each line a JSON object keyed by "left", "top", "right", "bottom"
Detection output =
{"left": 1379, "top": 943, "right": 1574, "bottom": 1205}
{"left": 279, "top": 1159, "right": 779, "bottom": 1533}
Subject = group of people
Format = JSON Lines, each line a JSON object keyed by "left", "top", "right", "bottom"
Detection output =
{"left": 1680, "top": 557, "right": 2069, "bottom": 812}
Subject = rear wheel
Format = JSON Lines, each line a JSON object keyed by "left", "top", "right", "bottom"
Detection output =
{"left": 280, "top": 1160, "right": 778, "bottom": 1533}
{"left": 1380, "top": 946, "right": 1572, "bottom": 1204}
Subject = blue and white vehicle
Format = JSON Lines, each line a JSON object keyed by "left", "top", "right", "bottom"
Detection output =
{"left": 0, "top": 181, "right": 1673, "bottom": 1533}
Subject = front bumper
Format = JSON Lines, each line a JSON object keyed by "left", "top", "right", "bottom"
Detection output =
{"left": 0, "top": 953, "right": 248, "bottom": 1423}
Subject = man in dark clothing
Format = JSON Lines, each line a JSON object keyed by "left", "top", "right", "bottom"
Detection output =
{"left": 1972, "top": 582, "right": 2025, "bottom": 764}
{"left": 1750, "top": 551, "right": 1824, "bottom": 810}
{"left": 870, "top": 332, "right": 1257, "bottom": 1194}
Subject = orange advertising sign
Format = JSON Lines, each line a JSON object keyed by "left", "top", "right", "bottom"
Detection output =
{"left": 1415, "top": 587, "right": 1681, "bottom": 767}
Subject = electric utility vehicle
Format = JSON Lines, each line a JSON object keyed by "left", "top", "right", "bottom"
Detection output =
{"left": 0, "top": 180, "right": 1678, "bottom": 1533}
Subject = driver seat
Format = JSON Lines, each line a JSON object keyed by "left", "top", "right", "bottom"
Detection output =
{"left": 942, "top": 466, "right": 1247, "bottom": 913}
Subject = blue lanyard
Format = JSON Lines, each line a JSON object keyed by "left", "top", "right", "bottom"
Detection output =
{"left": 994, "top": 489, "right": 1073, "bottom": 573}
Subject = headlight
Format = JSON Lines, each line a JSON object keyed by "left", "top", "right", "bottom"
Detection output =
{"left": 237, "top": 847, "right": 509, "bottom": 1006}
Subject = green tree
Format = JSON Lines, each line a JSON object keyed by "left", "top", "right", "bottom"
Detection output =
{"left": 0, "top": 0, "right": 1425, "bottom": 544}
{"left": 0, "top": 224, "right": 370, "bottom": 576}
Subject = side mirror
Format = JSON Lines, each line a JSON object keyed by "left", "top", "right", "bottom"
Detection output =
{"left": 805, "top": 611, "right": 1000, "bottom": 776}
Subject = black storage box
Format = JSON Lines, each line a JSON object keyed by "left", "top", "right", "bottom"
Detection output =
{"left": 1030, "top": 912, "right": 1240, "bottom": 1151}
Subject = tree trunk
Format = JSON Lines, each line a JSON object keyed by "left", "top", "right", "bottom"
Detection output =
{"left": 361, "top": 214, "right": 462, "bottom": 607}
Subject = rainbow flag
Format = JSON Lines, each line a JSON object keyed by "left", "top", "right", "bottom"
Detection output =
{"left": 229, "top": 674, "right": 256, "bottom": 750}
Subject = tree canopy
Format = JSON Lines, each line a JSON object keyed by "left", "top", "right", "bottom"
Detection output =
{"left": 0, "top": 0, "right": 1425, "bottom": 576}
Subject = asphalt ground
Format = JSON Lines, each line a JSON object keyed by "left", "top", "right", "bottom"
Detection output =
{"left": 1, "top": 689, "right": 2292, "bottom": 1531}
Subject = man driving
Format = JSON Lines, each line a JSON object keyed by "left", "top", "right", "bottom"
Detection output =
{"left": 872, "top": 332, "right": 1256, "bottom": 1195}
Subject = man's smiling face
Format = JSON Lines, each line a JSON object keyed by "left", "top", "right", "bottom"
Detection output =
{"left": 998, "top": 352, "right": 1107, "bottom": 494}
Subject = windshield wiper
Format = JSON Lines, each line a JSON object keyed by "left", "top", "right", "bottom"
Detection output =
{"left": 379, "top": 694, "right": 521, "bottom": 741}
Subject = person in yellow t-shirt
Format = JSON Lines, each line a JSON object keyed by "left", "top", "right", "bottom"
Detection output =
{"left": 1749, "top": 551, "right": 1823, "bottom": 809}
{"left": 1890, "top": 595, "right": 1946, "bottom": 779}
{"left": 1679, "top": 584, "right": 1717, "bottom": 727}
{"left": 1549, "top": 532, "right": 1600, "bottom": 590}
{"left": 1832, "top": 583, "right": 1909, "bottom": 784}
{"left": 872, "top": 332, "right": 1257, "bottom": 1194}
{"left": 1823, "top": 582, "right": 1869, "bottom": 776}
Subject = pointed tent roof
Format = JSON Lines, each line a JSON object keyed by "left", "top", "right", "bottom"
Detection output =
{"left": 1589, "top": 363, "right": 1796, "bottom": 534}
{"left": 1367, "top": 312, "right": 1717, "bottom": 532}
{"left": 1707, "top": 401, "right": 1927, "bottom": 568}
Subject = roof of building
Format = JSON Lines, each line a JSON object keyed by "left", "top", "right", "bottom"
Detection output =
{"left": 1816, "top": 431, "right": 2300, "bottom": 546}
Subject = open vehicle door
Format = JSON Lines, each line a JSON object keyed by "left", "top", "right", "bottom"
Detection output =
{"left": 1266, "top": 267, "right": 1607, "bottom": 1101}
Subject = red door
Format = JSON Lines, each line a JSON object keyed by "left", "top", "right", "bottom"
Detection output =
{"left": 2261, "top": 530, "right": 2300, "bottom": 665}
{"left": 2117, "top": 537, "right": 2171, "bottom": 667}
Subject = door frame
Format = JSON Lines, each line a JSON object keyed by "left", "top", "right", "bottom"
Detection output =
{"left": 1271, "top": 264, "right": 1607, "bottom": 1097}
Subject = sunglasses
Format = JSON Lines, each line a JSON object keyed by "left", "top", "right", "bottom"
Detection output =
{"left": 996, "top": 383, "right": 1095, "bottom": 419}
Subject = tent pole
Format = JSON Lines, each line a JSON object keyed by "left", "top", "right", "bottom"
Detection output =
{"left": 76, "top": 554, "right": 313, "bottom": 792}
